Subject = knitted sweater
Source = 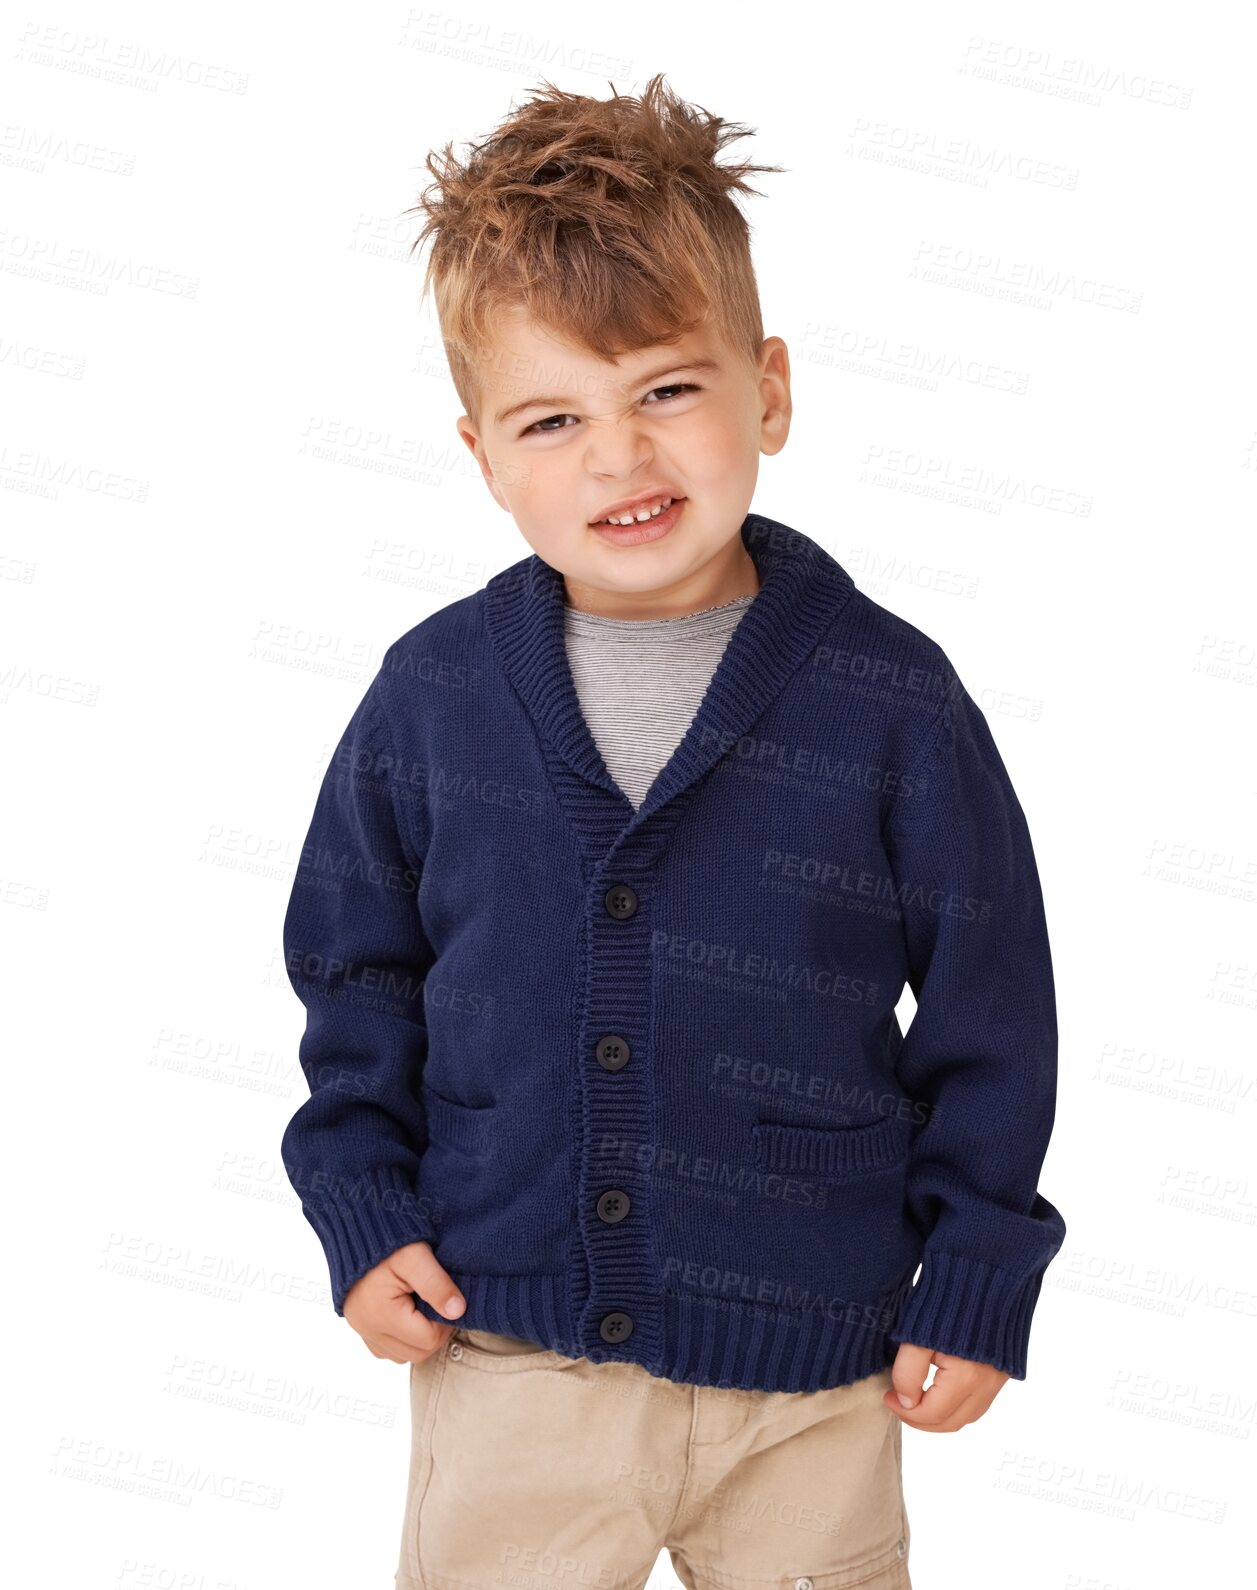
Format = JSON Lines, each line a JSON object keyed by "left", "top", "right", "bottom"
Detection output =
{"left": 280, "top": 512, "right": 1066, "bottom": 1392}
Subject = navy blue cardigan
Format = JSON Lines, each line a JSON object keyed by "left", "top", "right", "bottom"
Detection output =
{"left": 280, "top": 513, "right": 1065, "bottom": 1392}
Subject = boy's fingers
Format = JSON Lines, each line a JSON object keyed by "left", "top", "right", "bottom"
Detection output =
{"left": 891, "top": 1379, "right": 980, "bottom": 1431}
{"left": 387, "top": 1241, "right": 467, "bottom": 1319}
{"left": 888, "top": 1342, "right": 933, "bottom": 1408}
{"left": 376, "top": 1314, "right": 459, "bottom": 1361}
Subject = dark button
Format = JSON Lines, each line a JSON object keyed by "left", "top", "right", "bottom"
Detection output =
{"left": 599, "top": 1311, "right": 634, "bottom": 1343}
{"left": 603, "top": 883, "right": 638, "bottom": 919}
{"left": 595, "top": 1034, "right": 631, "bottom": 1071}
{"left": 596, "top": 1189, "right": 631, "bottom": 1224}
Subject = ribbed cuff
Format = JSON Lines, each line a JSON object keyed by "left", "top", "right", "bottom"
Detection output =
{"left": 888, "top": 1247, "right": 1048, "bottom": 1380}
{"left": 300, "top": 1164, "right": 439, "bottom": 1315}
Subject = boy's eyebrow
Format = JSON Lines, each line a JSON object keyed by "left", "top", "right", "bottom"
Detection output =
{"left": 494, "top": 358, "right": 722, "bottom": 427}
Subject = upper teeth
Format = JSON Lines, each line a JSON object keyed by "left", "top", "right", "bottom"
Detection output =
{"left": 600, "top": 497, "right": 673, "bottom": 525}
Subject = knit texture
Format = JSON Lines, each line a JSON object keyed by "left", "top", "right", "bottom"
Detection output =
{"left": 280, "top": 512, "right": 1066, "bottom": 1391}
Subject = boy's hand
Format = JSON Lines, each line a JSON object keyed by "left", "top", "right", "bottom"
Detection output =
{"left": 883, "top": 1342, "right": 1010, "bottom": 1430}
{"left": 342, "top": 1241, "right": 467, "bottom": 1365}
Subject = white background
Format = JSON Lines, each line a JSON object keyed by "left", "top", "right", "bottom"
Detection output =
{"left": 4, "top": 2, "right": 1255, "bottom": 1586}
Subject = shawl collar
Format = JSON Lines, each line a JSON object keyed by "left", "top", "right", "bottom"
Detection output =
{"left": 482, "top": 513, "right": 855, "bottom": 844}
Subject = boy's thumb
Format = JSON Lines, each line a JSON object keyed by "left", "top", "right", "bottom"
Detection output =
{"left": 395, "top": 1241, "right": 465, "bottom": 1317}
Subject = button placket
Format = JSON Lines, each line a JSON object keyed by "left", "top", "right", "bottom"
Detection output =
{"left": 572, "top": 870, "right": 655, "bottom": 1357}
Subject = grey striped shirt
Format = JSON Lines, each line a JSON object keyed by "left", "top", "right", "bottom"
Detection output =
{"left": 562, "top": 594, "right": 756, "bottom": 808}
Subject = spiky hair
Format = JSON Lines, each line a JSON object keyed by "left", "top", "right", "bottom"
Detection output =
{"left": 405, "top": 72, "right": 785, "bottom": 425}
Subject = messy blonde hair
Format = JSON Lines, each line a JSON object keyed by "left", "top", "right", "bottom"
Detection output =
{"left": 405, "top": 73, "right": 785, "bottom": 426}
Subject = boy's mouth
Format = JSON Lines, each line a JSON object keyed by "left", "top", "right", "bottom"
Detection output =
{"left": 590, "top": 495, "right": 686, "bottom": 546}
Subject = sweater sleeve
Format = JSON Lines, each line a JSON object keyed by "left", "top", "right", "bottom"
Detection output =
{"left": 883, "top": 669, "right": 1066, "bottom": 1379}
{"left": 280, "top": 660, "right": 439, "bottom": 1315}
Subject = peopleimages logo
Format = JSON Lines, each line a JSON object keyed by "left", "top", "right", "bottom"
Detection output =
{"left": 652, "top": 930, "right": 880, "bottom": 1004}
{"left": 660, "top": 1256, "right": 915, "bottom": 1330}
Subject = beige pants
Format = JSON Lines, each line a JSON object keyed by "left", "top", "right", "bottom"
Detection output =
{"left": 395, "top": 1327, "right": 911, "bottom": 1590}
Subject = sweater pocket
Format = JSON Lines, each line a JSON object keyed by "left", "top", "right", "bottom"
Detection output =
{"left": 751, "top": 1113, "right": 912, "bottom": 1178}
{"left": 422, "top": 1085, "right": 496, "bottom": 1157}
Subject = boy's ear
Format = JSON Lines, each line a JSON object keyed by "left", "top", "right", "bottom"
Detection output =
{"left": 455, "top": 415, "right": 511, "bottom": 512}
{"left": 758, "top": 336, "right": 792, "bottom": 459}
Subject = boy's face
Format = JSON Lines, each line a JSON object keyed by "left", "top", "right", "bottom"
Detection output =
{"left": 455, "top": 306, "right": 791, "bottom": 612}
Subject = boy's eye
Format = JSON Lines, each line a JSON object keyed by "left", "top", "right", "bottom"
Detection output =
{"left": 525, "top": 412, "right": 578, "bottom": 436}
{"left": 642, "top": 382, "right": 699, "bottom": 405}
{"left": 521, "top": 383, "right": 700, "bottom": 437}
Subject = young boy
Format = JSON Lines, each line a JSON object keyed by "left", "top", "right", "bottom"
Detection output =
{"left": 280, "top": 74, "right": 1065, "bottom": 1590}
